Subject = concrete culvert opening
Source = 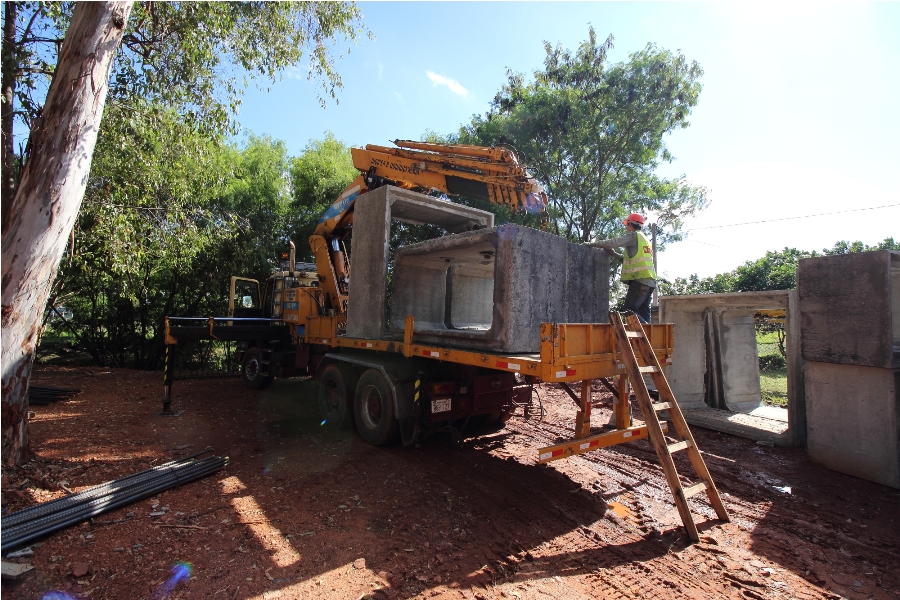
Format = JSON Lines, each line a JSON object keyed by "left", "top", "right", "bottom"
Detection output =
{"left": 659, "top": 290, "right": 803, "bottom": 447}
{"left": 391, "top": 240, "right": 496, "bottom": 333}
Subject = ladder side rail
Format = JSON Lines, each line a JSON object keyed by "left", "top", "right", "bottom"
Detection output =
{"left": 610, "top": 312, "right": 700, "bottom": 542}
{"left": 624, "top": 313, "right": 731, "bottom": 523}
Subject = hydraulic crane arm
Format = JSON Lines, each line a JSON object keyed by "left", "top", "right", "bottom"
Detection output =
{"left": 309, "top": 140, "right": 549, "bottom": 316}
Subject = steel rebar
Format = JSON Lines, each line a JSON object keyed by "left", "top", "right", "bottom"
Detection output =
{"left": 1, "top": 454, "right": 227, "bottom": 553}
{"left": 3, "top": 449, "right": 212, "bottom": 527}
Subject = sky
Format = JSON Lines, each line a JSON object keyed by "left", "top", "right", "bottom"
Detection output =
{"left": 234, "top": 2, "right": 900, "bottom": 280}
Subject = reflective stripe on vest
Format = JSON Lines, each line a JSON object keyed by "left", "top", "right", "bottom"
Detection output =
{"left": 621, "top": 231, "right": 657, "bottom": 281}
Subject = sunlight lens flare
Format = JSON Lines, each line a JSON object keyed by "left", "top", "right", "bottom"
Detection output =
{"left": 150, "top": 561, "right": 193, "bottom": 599}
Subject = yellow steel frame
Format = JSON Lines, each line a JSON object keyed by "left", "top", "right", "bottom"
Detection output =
{"left": 166, "top": 312, "right": 673, "bottom": 463}
{"left": 300, "top": 316, "right": 672, "bottom": 383}
{"left": 537, "top": 422, "right": 669, "bottom": 464}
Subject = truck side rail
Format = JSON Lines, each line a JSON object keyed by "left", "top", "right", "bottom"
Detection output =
{"left": 164, "top": 316, "right": 292, "bottom": 344}
{"left": 301, "top": 315, "right": 673, "bottom": 383}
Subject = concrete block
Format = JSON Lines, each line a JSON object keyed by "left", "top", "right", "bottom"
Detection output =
{"left": 389, "top": 223, "right": 609, "bottom": 353}
{"left": 805, "top": 361, "right": 899, "bottom": 488}
{"left": 798, "top": 250, "right": 899, "bottom": 368}
{"left": 345, "top": 186, "right": 494, "bottom": 340}
{"left": 658, "top": 290, "right": 806, "bottom": 447}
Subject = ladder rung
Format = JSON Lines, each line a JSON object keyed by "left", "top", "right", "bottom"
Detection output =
{"left": 638, "top": 366, "right": 659, "bottom": 374}
{"left": 652, "top": 401, "right": 672, "bottom": 411}
{"left": 626, "top": 331, "right": 644, "bottom": 338}
{"left": 667, "top": 440, "right": 692, "bottom": 453}
{"left": 683, "top": 481, "right": 708, "bottom": 498}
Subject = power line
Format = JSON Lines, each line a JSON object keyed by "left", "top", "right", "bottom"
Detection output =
{"left": 682, "top": 202, "right": 900, "bottom": 232}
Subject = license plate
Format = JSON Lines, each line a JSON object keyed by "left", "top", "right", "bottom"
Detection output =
{"left": 431, "top": 398, "right": 452, "bottom": 414}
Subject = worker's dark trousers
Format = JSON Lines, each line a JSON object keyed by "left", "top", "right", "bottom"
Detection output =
{"left": 623, "top": 281, "right": 654, "bottom": 324}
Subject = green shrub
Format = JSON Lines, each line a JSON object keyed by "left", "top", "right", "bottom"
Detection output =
{"left": 759, "top": 354, "right": 786, "bottom": 371}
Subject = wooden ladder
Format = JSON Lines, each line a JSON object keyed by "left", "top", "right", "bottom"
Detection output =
{"left": 610, "top": 311, "right": 730, "bottom": 542}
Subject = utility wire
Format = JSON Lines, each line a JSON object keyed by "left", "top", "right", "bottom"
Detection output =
{"left": 682, "top": 203, "right": 900, "bottom": 232}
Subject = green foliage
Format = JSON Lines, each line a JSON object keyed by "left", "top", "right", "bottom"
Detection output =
{"left": 289, "top": 132, "right": 358, "bottom": 260}
{"left": 658, "top": 237, "right": 899, "bottom": 295}
{"left": 112, "top": 2, "right": 368, "bottom": 133}
{"left": 454, "top": 27, "right": 709, "bottom": 244}
{"left": 2, "top": 1, "right": 368, "bottom": 185}
{"left": 47, "top": 104, "right": 305, "bottom": 369}
{"left": 215, "top": 134, "right": 295, "bottom": 281}
{"left": 49, "top": 101, "right": 238, "bottom": 367}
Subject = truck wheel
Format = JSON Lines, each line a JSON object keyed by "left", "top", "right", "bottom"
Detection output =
{"left": 354, "top": 369, "right": 399, "bottom": 446}
{"left": 242, "top": 347, "right": 273, "bottom": 390}
{"left": 318, "top": 364, "right": 353, "bottom": 428}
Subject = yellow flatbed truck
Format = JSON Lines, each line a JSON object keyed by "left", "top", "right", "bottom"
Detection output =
{"left": 164, "top": 311, "right": 673, "bottom": 461}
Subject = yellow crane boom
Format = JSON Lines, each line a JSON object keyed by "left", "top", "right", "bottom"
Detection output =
{"left": 310, "top": 140, "right": 548, "bottom": 316}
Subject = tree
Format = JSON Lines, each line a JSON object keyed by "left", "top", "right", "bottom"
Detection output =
{"left": 658, "top": 237, "right": 900, "bottom": 295}
{"left": 456, "top": 27, "right": 709, "bottom": 245}
{"left": 1, "top": 2, "right": 132, "bottom": 466}
{"left": 289, "top": 132, "right": 358, "bottom": 261}
{"left": 1, "top": 2, "right": 367, "bottom": 466}
{"left": 46, "top": 101, "right": 239, "bottom": 369}
{"left": 2, "top": 1, "right": 368, "bottom": 223}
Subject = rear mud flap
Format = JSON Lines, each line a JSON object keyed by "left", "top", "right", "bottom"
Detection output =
{"left": 396, "top": 381, "right": 419, "bottom": 445}
{"left": 400, "top": 417, "right": 420, "bottom": 446}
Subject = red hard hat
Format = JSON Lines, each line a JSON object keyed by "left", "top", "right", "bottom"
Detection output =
{"left": 624, "top": 213, "right": 645, "bottom": 226}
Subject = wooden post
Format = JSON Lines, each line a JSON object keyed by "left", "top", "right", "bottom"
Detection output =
{"left": 575, "top": 380, "right": 592, "bottom": 438}
{"left": 615, "top": 373, "right": 630, "bottom": 430}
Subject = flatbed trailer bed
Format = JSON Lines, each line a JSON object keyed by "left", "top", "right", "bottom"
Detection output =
{"left": 164, "top": 314, "right": 674, "bottom": 463}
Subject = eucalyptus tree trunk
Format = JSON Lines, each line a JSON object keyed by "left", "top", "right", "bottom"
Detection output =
{"left": 1, "top": 2, "right": 132, "bottom": 466}
{"left": 1, "top": 1, "right": 18, "bottom": 223}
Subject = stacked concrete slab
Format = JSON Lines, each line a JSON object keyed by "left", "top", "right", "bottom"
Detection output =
{"left": 798, "top": 250, "right": 899, "bottom": 488}
{"left": 658, "top": 290, "right": 803, "bottom": 446}
{"left": 390, "top": 224, "right": 609, "bottom": 353}
{"left": 346, "top": 186, "right": 494, "bottom": 340}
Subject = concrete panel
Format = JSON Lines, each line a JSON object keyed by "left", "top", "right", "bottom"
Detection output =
{"left": 805, "top": 361, "right": 899, "bottom": 488}
{"left": 345, "top": 186, "right": 494, "bottom": 340}
{"left": 718, "top": 311, "right": 762, "bottom": 412}
{"left": 658, "top": 290, "right": 806, "bottom": 447}
{"left": 390, "top": 224, "right": 609, "bottom": 353}
{"left": 798, "top": 250, "right": 899, "bottom": 369}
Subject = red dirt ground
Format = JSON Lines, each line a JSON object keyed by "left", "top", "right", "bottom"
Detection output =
{"left": 2, "top": 366, "right": 899, "bottom": 600}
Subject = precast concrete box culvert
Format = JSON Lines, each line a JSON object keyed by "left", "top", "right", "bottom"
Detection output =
{"left": 390, "top": 223, "right": 610, "bottom": 353}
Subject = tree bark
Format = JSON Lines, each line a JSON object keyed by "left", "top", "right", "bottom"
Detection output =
{"left": 1, "top": 2, "right": 132, "bottom": 466}
{"left": 1, "top": 0, "right": 18, "bottom": 225}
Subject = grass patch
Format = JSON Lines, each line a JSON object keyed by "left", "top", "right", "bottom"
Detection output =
{"left": 760, "top": 368, "right": 788, "bottom": 406}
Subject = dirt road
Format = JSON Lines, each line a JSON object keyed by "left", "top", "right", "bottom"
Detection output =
{"left": 2, "top": 367, "right": 898, "bottom": 599}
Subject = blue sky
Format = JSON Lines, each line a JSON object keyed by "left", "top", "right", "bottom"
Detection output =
{"left": 235, "top": 2, "right": 900, "bottom": 280}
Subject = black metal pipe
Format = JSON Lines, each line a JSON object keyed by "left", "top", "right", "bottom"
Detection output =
{"left": 3, "top": 458, "right": 225, "bottom": 537}
{"left": 2, "top": 451, "right": 212, "bottom": 527}
{"left": 2, "top": 458, "right": 226, "bottom": 552}
{"left": 2, "top": 458, "right": 224, "bottom": 540}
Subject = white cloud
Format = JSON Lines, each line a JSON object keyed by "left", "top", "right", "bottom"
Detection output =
{"left": 284, "top": 66, "right": 305, "bottom": 81}
{"left": 394, "top": 92, "right": 404, "bottom": 104}
{"left": 426, "top": 70, "right": 468, "bottom": 98}
{"left": 378, "top": 63, "right": 384, "bottom": 79}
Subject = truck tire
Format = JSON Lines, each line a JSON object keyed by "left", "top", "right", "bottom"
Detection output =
{"left": 318, "top": 364, "right": 354, "bottom": 428}
{"left": 242, "top": 347, "right": 273, "bottom": 390}
{"left": 354, "top": 369, "right": 399, "bottom": 446}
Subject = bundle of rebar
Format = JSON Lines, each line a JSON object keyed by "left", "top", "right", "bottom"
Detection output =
{"left": 28, "top": 385, "right": 82, "bottom": 406}
{"left": 1, "top": 450, "right": 227, "bottom": 553}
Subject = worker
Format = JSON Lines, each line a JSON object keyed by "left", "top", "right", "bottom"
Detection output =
{"left": 585, "top": 213, "right": 657, "bottom": 324}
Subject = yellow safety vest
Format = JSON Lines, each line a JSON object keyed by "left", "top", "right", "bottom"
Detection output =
{"left": 621, "top": 231, "right": 657, "bottom": 281}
